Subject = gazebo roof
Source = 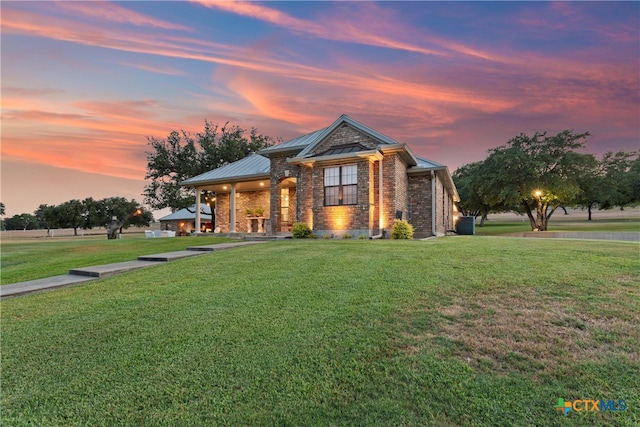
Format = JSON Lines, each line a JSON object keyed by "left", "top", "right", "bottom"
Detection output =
{"left": 159, "top": 204, "right": 212, "bottom": 221}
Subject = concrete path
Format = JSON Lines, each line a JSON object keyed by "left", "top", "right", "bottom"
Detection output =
{"left": 1, "top": 241, "right": 265, "bottom": 299}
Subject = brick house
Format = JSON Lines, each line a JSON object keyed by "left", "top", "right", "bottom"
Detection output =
{"left": 181, "top": 115, "right": 459, "bottom": 238}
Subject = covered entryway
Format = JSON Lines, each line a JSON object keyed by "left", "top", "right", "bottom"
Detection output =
{"left": 277, "top": 177, "right": 296, "bottom": 232}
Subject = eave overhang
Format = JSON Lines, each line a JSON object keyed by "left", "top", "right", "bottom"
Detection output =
{"left": 287, "top": 149, "right": 383, "bottom": 167}
{"left": 378, "top": 143, "right": 418, "bottom": 167}
{"left": 181, "top": 172, "right": 270, "bottom": 189}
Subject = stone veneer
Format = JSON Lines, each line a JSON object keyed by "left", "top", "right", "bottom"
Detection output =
{"left": 215, "top": 190, "right": 270, "bottom": 233}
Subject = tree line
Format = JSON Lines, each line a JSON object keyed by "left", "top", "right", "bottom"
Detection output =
{"left": 1, "top": 197, "right": 152, "bottom": 236}
{"left": 453, "top": 130, "right": 639, "bottom": 231}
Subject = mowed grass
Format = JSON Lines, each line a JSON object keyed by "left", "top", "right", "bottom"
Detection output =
{"left": 474, "top": 218, "right": 640, "bottom": 236}
{"left": 0, "top": 235, "right": 234, "bottom": 285}
{"left": 2, "top": 238, "right": 638, "bottom": 426}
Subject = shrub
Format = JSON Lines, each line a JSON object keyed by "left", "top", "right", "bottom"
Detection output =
{"left": 291, "top": 222, "right": 312, "bottom": 239}
{"left": 323, "top": 234, "right": 331, "bottom": 240}
{"left": 391, "top": 219, "right": 414, "bottom": 239}
{"left": 358, "top": 234, "right": 366, "bottom": 240}
{"left": 342, "top": 233, "right": 353, "bottom": 239}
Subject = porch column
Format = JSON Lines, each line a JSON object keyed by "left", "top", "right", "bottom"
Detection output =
{"left": 195, "top": 186, "right": 201, "bottom": 234}
{"left": 230, "top": 183, "right": 236, "bottom": 232}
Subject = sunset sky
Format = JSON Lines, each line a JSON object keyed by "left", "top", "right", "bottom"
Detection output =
{"left": 2, "top": 1, "right": 638, "bottom": 217}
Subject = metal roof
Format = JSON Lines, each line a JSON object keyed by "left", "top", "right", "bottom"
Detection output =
{"left": 413, "top": 156, "right": 444, "bottom": 169}
{"left": 159, "top": 204, "right": 212, "bottom": 221}
{"left": 260, "top": 128, "right": 327, "bottom": 154}
{"left": 181, "top": 153, "right": 270, "bottom": 186}
{"left": 319, "top": 143, "right": 370, "bottom": 156}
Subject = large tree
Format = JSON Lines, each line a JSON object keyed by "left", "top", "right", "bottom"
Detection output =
{"left": 452, "top": 160, "right": 508, "bottom": 226}
{"left": 56, "top": 199, "right": 87, "bottom": 236}
{"left": 574, "top": 151, "right": 638, "bottom": 220}
{"left": 93, "top": 197, "right": 153, "bottom": 239}
{"left": 479, "top": 130, "right": 593, "bottom": 231}
{"left": 144, "top": 120, "right": 275, "bottom": 212}
{"left": 34, "top": 204, "right": 61, "bottom": 234}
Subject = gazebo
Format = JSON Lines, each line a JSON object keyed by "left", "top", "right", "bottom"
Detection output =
{"left": 158, "top": 204, "right": 213, "bottom": 235}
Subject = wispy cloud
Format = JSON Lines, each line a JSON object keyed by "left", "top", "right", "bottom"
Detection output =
{"left": 55, "top": 0, "right": 191, "bottom": 31}
{"left": 193, "top": 0, "right": 458, "bottom": 58}
{"left": 117, "top": 61, "right": 190, "bottom": 76}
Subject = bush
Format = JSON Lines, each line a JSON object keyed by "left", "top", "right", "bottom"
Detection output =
{"left": 291, "top": 222, "right": 312, "bottom": 239}
{"left": 391, "top": 219, "right": 414, "bottom": 239}
{"left": 342, "top": 233, "right": 353, "bottom": 239}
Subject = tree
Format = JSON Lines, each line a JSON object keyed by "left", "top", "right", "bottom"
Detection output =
{"left": 144, "top": 120, "right": 275, "bottom": 212}
{"left": 574, "top": 151, "right": 638, "bottom": 219}
{"left": 94, "top": 197, "right": 153, "bottom": 239}
{"left": 452, "top": 161, "right": 506, "bottom": 226}
{"left": 4, "top": 213, "right": 39, "bottom": 230}
{"left": 479, "top": 130, "right": 593, "bottom": 231}
{"left": 34, "top": 204, "right": 61, "bottom": 234}
{"left": 0, "top": 202, "right": 5, "bottom": 230}
{"left": 602, "top": 151, "right": 639, "bottom": 210}
{"left": 106, "top": 207, "right": 148, "bottom": 240}
{"left": 624, "top": 156, "right": 640, "bottom": 206}
{"left": 56, "top": 199, "right": 87, "bottom": 236}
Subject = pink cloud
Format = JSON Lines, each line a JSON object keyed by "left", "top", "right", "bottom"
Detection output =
{"left": 193, "top": 0, "right": 450, "bottom": 57}
{"left": 55, "top": 0, "right": 191, "bottom": 31}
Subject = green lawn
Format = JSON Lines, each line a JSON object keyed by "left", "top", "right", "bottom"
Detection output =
{"left": 2, "top": 238, "right": 638, "bottom": 426}
{"left": 474, "top": 219, "right": 640, "bottom": 236}
{"left": 0, "top": 235, "right": 234, "bottom": 285}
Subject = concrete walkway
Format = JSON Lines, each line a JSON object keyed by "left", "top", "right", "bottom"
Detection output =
{"left": 1, "top": 241, "right": 264, "bottom": 299}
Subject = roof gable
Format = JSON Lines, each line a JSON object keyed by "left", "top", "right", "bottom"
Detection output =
{"left": 296, "top": 114, "right": 400, "bottom": 158}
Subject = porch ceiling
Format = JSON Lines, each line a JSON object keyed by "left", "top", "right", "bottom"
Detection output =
{"left": 198, "top": 178, "right": 270, "bottom": 193}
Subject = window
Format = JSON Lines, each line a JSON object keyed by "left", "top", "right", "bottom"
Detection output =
{"left": 324, "top": 165, "right": 357, "bottom": 205}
